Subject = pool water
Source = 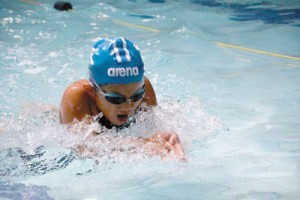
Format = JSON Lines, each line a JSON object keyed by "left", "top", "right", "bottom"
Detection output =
{"left": 1, "top": 0, "right": 300, "bottom": 199}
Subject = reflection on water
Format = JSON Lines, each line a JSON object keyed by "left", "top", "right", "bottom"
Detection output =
{"left": 0, "top": 146, "right": 75, "bottom": 177}
{"left": 191, "top": 0, "right": 300, "bottom": 26}
{"left": 0, "top": 182, "right": 53, "bottom": 200}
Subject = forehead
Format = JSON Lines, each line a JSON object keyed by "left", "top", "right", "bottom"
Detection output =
{"left": 102, "top": 81, "right": 144, "bottom": 95}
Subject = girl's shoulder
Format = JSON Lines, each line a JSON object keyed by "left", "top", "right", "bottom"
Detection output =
{"left": 60, "top": 79, "right": 97, "bottom": 124}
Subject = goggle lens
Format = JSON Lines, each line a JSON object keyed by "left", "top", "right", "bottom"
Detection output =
{"left": 103, "top": 86, "right": 145, "bottom": 105}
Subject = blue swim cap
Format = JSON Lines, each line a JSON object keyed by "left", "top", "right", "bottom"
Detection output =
{"left": 89, "top": 37, "right": 144, "bottom": 85}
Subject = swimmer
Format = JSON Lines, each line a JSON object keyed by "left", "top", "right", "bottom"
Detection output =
{"left": 60, "top": 37, "right": 185, "bottom": 160}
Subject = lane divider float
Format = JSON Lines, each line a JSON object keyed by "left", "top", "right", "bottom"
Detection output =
{"left": 111, "top": 19, "right": 160, "bottom": 33}
{"left": 216, "top": 41, "right": 300, "bottom": 61}
{"left": 20, "top": 0, "right": 41, "bottom": 5}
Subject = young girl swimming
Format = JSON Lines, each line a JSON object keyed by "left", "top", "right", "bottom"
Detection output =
{"left": 60, "top": 37, "right": 185, "bottom": 160}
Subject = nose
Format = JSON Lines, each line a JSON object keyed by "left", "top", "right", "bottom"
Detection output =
{"left": 121, "top": 101, "right": 136, "bottom": 111}
{"left": 127, "top": 100, "right": 136, "bottom": 107}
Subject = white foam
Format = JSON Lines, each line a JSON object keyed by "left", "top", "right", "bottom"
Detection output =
{"left": 24, "top": 67, "right": 47, "bottom": 75}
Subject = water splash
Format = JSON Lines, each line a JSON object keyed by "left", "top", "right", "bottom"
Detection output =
{"left": 0, "top": 76, "right": 222, "bottom": 175}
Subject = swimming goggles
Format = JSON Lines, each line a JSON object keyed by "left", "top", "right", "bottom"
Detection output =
{"left": 91, "top": 79, "right": 145, "bottom": 105}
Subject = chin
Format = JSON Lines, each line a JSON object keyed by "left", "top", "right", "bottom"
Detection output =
{"left": 115, "top": 120, "right": 127, "bottom": 126}
{"left": 108, "top": 117, "right": 122, "bottom": 126}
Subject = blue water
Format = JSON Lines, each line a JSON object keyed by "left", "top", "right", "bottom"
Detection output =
{"left": 1, "top": 0, "right": 300, "bottom": 199}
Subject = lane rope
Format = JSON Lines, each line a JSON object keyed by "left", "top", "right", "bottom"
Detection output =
{"left": 111, "top": 19, "right": 160, "bottom": 33}
{"left": 20, "top": 0, "right": 41, "bottom": 5}
{"left": 216, "top": 41, "right": 300, "bottom": 61}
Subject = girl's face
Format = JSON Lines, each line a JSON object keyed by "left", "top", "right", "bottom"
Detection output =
{"left": 95, "top": 81, "right": 144, "bottom": 125}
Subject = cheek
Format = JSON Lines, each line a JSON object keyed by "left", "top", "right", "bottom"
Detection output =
{"left": 134, "top": 99, "right": 143, "bottom": 108}
{"left": 103, "top": 107, "right": 117, "bottom": 119}
{"left": 96, "top": 96, "right": 115, "bottom": 115}
{"left": 123, "top": 99, "right": 143, "bottom": 110}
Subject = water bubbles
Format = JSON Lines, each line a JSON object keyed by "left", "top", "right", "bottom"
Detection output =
{"left": 1, "top": 17, "right": 14, "bottom": 25}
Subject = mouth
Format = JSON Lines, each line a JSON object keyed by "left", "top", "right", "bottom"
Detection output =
{"left": 117, "top": 114, "right": 129, "bottom": 124}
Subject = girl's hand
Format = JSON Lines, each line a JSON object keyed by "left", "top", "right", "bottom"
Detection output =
{"left": 143, "top": 132, "right": 186, "bottom": 161}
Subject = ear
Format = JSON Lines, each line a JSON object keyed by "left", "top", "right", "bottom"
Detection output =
{"left": 143, "top": 76, "right": 157, "bottom": 106}
{"left": 82, "top": 82, "right": 96, "bottom": 99}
